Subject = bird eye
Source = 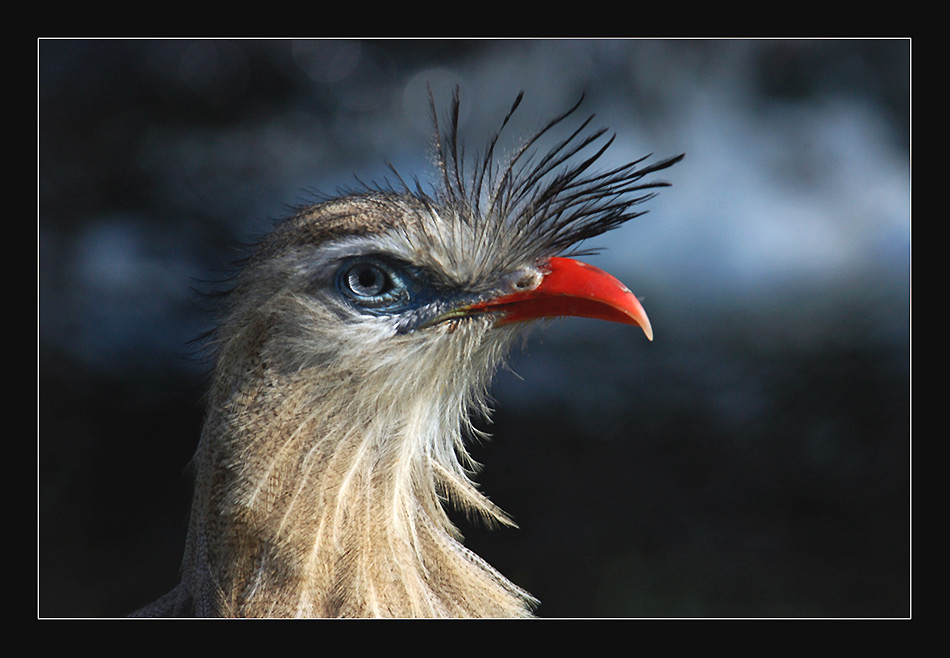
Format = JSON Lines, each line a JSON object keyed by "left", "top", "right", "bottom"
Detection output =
{"left": 346, "top": 264, "right": 388, "bottom": 297}
{"left": 336, "top": 257, "right": 411, "bottom": 312}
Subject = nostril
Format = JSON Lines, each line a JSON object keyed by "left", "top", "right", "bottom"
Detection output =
{"left": 512, "top": 268, "right": 543, "bottom": 291}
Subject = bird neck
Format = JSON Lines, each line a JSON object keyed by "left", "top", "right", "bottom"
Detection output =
{"left": 178, "top": 319, "right": 535, "bottom": 617}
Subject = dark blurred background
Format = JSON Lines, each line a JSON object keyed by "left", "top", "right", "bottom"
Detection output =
{"left": 38, "top": 39, "right": 910, "bottom": 618}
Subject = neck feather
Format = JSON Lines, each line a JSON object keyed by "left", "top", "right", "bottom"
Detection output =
{"left": 177, "top": 316, "right": 535, "bottom": 618}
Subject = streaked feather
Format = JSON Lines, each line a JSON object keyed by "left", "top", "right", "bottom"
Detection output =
{"left": 132, "top": 91, "right": 680, "bottom": 618}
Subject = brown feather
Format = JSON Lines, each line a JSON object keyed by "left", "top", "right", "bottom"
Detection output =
{"left": 132, "top": 94, "right": 680, "bottom": 618}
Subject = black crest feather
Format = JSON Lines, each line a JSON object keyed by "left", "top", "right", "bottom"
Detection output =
{"left": 428, "top": 86, "right": 683, "bottom": 259}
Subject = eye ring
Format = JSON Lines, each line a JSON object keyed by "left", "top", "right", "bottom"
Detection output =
{"left": 336, "top": 257, "right": 412, "bottom": 312}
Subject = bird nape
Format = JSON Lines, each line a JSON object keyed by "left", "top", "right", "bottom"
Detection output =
{"left": 132, "top": 90, "right": 682, "bottom": 618}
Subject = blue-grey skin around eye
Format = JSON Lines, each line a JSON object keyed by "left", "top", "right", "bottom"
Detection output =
{"left": 335, "top": 256, "right": 487, "bottom": 333}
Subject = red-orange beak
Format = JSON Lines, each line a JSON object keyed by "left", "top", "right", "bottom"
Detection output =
{"left": 467, "top": 256, "right": 653, "bottom": 341}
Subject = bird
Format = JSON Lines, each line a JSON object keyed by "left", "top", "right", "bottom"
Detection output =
{"left": 131, "top": 90, "right": 682, "bottom": 618}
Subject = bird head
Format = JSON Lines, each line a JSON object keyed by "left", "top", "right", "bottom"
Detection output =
{"left": 217, "top": 92, "right": 679, "bottom": 393}
{"left": 179, "top": 90, "right": 681, "bottom": 618}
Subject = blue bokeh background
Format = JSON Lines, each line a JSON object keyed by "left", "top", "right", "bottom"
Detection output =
{"left": 39, "top": 39, "right": 910, "bottom": 618}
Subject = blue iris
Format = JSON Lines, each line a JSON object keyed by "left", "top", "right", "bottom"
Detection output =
{"left": 335, "top": 256, "right": 414, "bottom": 313}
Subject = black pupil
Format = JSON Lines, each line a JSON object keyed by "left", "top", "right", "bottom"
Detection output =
{"left": 351, "top": 266, "right": 384, "bottom": 295}
{"left": 359, "top": 269, "right": 377, "bottom": 287}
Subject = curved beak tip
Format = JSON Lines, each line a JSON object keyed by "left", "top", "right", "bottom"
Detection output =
{"left": 641, "top": 317, "right": 654, "bottom": 342}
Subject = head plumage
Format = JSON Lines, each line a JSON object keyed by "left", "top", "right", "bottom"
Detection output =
{"left": 423, "top": 87, "right": 683, "bottom": 265}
